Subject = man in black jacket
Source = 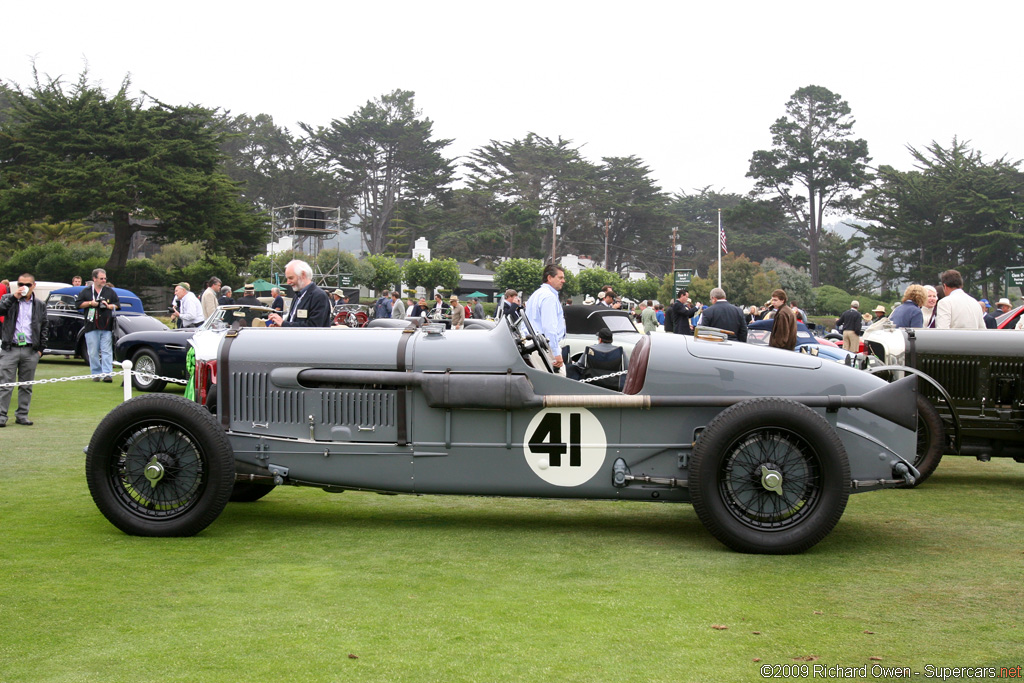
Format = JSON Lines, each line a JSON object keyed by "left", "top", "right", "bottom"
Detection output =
{"left": 671, "top": 290, "right": 697, "bottom": 335}
{"left": 0, "top": 273, "right": 49, "bottom": 426}
{"left": 701, "top": 287, "right": 747, "bottom": 342}
{"left": 267, "top": 260, "right": 331, "bottom": 327}
{"left": 835, "top": 300, "right": 863, "bottom": 352}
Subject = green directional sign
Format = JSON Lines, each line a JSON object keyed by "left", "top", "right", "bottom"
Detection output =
{"left": 1005, "top": 267, "right": 1024, "bottom": 288}
{"left": 673, "top": 269, "right": 694, "bottom": 297}
{"left": 338, "top": 273, "right": 353, "bottom": 287}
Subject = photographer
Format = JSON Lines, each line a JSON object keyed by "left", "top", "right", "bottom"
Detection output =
{"left": 75, "top": 268, "right": 120, "bottom": 382}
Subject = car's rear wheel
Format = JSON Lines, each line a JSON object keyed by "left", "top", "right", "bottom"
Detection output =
{"left": 85, "top": 395, "right": 234, "bottom": 536}
{"left": 130, "top": 348, "right": 167, "bottom": 392}
{"left": 908, "top": 394, "right": 944, "bottom": 486}
{"left": 691, "top": 398, "right": 850, "bottom": 554}
{"left": 229, "top": 481, "right": 277, "bottom": 502}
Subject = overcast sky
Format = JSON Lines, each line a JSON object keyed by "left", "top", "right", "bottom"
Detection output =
{"left": 4, "top": 1, "right": 1021, "bottom": 199}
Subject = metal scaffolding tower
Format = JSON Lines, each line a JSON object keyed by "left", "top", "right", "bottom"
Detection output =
{"left": 269, "top": 204, "right": 344, "bottom": 287}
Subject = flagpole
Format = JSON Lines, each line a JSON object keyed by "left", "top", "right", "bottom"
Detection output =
{"left": 717, "top": 209, "right": 722, "bottom": 289}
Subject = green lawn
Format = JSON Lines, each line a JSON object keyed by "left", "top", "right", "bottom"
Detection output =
{"left": 1, "top": 358, "right": 1022, "bottom": 682}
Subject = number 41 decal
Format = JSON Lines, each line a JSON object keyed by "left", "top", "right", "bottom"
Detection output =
{"left": 528, "top": 412, "right": 581, "bottom": 467}
{"left": 523, "top": 408, "right": 607, "bottom": 487}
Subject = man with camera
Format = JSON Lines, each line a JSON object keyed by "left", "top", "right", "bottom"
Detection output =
{"left": 76, "top": 268, "right": 120, "bottom": 382}
{"left": 0, "top": 273, "right": 50, "bottom": 425}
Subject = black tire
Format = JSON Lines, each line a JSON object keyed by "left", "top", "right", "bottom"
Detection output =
{"left": 908, "top": 394, "right": 944, "bottom": 487}
{"left": 229, "top": 481, "right": 277, "bottom": 502}
{"left": 85, "top": 394, "right": 235, "bottom": 536}
{"left": 130, "top": 348, "right": 167, "bottom": 392}
{"left": 690, "top": 398, "right": 851, "bottom": 554}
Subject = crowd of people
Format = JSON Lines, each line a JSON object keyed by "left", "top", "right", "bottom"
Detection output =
{"left": 2, "top": 259, "right": 1021, "bottom": 426}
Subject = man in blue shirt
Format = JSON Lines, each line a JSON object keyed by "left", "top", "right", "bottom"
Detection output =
{"left": 524, "top": 264, "right": 566, "bottom": 372}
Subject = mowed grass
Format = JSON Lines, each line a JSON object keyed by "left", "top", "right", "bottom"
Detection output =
{"left": 1, "top": 358, "right": 1022, "bottom": 682}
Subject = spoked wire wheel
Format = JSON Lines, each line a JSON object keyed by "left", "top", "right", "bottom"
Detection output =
{"left": 717, "top": 427, "right": 822, "bottom": 530}
{"left": 691, "top": 398, "right": 850, "bottom": 554}
{"left": 86, "top": 395, "right": 234, "bottom": 536}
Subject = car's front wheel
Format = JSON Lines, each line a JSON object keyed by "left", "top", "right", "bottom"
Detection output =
{"left": 85, "top": 395, "right": 235, "bottom": 536}
{"left": 690, "top": 398, "right": 850, "bottom": 554}
{"left": 130, "top": 348, "right": 167, "bottom": 392}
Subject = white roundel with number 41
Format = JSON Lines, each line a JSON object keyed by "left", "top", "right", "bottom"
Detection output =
{"left": 523, "top": 407, "right": 607, "bottom": 487}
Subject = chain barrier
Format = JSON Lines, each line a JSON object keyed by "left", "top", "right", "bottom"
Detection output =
{"left": 577, "top": 369, "right": 629, "bottom": 384}
{"left": 0, "top": 369, "right": 187, "bottom": 389}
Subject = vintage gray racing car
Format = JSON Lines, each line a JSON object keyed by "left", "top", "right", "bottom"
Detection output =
{"left": 85, "top": 314, "right": 923, "bottom": 554}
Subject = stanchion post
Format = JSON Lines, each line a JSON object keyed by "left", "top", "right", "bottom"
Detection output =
{"left": 121, "top": 360, "right": 133, "bottom": 402}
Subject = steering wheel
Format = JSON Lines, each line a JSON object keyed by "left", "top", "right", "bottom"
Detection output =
{"left": 518, "top": 311, "right": 556, "bottom": 373}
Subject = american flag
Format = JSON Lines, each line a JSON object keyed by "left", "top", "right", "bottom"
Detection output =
{"left": 720, "top": 226, "right": 727, "bottom": 254}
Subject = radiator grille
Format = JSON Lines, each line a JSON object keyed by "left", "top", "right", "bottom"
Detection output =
{"left": 918, "top": 357, "right": 978, "bottom": 401}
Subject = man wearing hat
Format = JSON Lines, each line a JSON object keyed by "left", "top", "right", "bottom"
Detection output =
{"left": 996, "top": 298, "right": 1013, "bottom": 315}
{"left": 170, "top": 282, "right": 205, "bottom": 328}
{"left": 567, "top": 327, "right": 626, "bottom": 390}
{"left": 980, "top": 299, "right": 998, "bottom": 329}
{"left": 871, "top": 304, "right": 888, "bottom": 322}
{"left": 237, "top": 284, "right": 261, "bottom": 307}
{"left": 450, "top": 295, "right": 465, "bottom": 329}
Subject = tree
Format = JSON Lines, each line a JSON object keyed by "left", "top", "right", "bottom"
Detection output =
{"left": 0, "top": 69, "right": 267, "bottom": 270}
{"left": 747, "top": 85, "right": 871, "bottom": 286}
{"left": 465, "top": 133, "right": 596, "bottom": 261}
{"left": 816, "top": 229, "right": 870, "bottom": 293}
{"left": 620, "top": 277, "right": 661, "bottom": 303}
{"left": 577, "top": 267, "right": 624, "bottom": 299}
{"left": 303, "top": 90, "right": 455, "bottom": 255}
{"left": 493, "top": 258, "right": 544, "bottom": 297}
{"left": 220, "top": 113, "right": 339, "bottom": 212}
{"left": 362, "top": 253, "right": 403, "bottom": 294}
{"left": 403, "top": 256, "right": 461, "bottom": 296}
{"left": 860, "top": 139, "right": 1024, "bottom": 296}
{"left": 760, "top": 258, "right": 814, "bottom": 311}
{"left": 667, "top": 189, "right": 801, "bottom": 276}
{"left": 587, "top": 156, "right": 670, "bottom": 273}
{"left": 314, "top": 248, "right": 374, "bottom": 288}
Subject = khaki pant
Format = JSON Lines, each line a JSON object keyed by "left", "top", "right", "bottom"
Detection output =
{"left": 842, "top": 330, "right": 860, "bottom": 353}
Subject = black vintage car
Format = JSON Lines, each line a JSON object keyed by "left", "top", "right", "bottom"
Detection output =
{"left": 44, "top": 286, "right": 167, "bottom": 364}
{"left": 115, "top": 305, "right": 276, "bottom": 392}
{"left": 862, "top": 325, "right": 1024, "bottom": 482}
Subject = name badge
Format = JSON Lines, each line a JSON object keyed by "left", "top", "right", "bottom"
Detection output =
{"left": 297, "top": 309, "right": 308, "bottom": 319}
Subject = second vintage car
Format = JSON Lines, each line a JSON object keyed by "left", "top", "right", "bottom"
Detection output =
{"left": 863, "top": 323, "right": 1024, "bottom": 481}
{"left": 115, "top": 305, "right": 277, "bottom": 392}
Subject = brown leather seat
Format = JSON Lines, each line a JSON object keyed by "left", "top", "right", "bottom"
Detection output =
{"left": 622, "top": 335, "right": 651, "bottom": 395}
